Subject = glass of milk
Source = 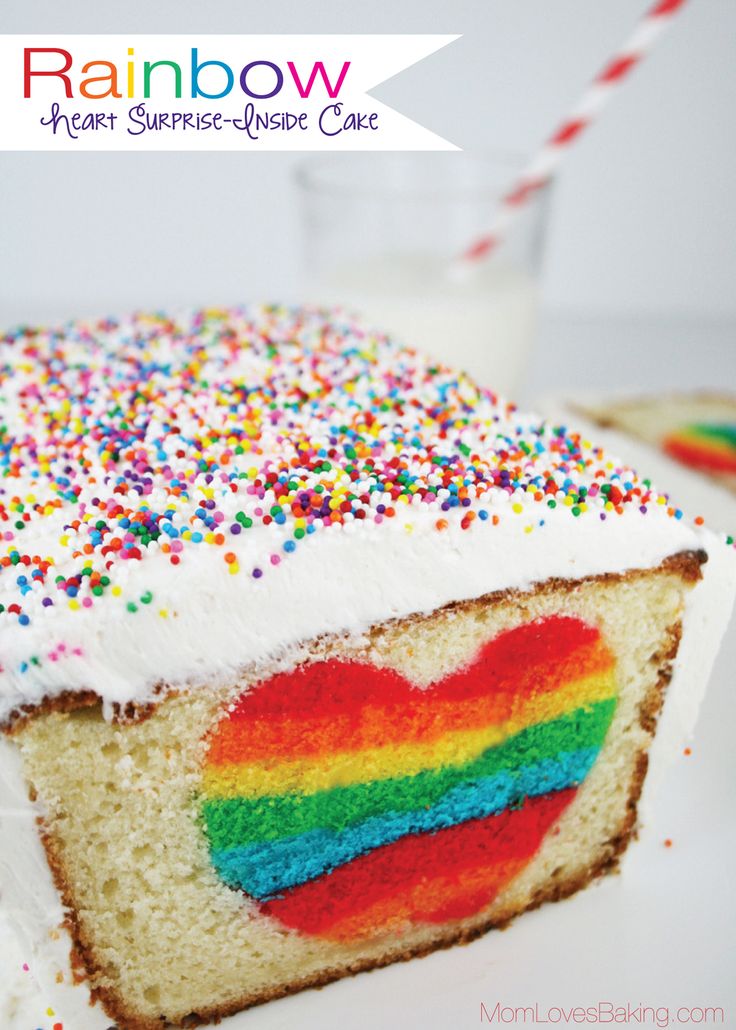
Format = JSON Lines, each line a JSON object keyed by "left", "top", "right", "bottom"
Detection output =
{"left": 295, "top": 153, "right": 550, "bottom": 397}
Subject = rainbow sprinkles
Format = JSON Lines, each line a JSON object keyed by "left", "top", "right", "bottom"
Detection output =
{"left": 1, "top": 305, "right": 729, "bottom": 723}
{"left": 0, "top": 304, "right": 734, "bottom": 1030}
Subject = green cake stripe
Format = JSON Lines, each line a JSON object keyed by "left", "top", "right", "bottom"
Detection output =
{"left": 202, "top": 698, "right": 616, "bottom": 850}
{"left": 686, "top": 422, "right": 736, "bottom": 447}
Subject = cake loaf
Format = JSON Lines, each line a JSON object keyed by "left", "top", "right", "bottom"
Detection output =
{"left": 0, "top": 306, "right": 733, "bottom": 1030}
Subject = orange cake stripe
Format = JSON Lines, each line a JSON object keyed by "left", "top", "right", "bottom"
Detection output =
{"left": 223, "top": 615, "right": 602, "bottom": 723}
{"left": 202, "top": 666, "right": 616, "bottom": 799}
{"left": 322, "top": 856, "right": 529, "bottom": 941}
{"left": 202, "top": 614, "right": 618, "bottom": 941}
{"left": 664, "top": 435, "right": 736, "bottom": 474}
{"left": 207, "top": 637, "right": 613, "bottom": 765}
{"left": 260, "top": 789, "right": 574, "bottom": 936}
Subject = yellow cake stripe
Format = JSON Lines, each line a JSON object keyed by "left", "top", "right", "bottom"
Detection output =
{"left": 202, "top": 666, "right": 616, "bottom": 800}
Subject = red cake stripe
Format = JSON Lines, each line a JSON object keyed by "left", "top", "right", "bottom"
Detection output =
{"left": 323, "top": 856, "right": 530, "bottom": 940}
{"left": 210, "top": 641, "right": 611, "bottom": 765}
{"left": 232, "top": 616, "right": 601, "bottom": 717}
{"left": 663, "top": 437, "right": 736, "bottom": 474}
{"left": 208, "top": 618, "right": 609, "bottom": 764}
{"left": 260, "top": 789, "right": 575, "bottom": 935}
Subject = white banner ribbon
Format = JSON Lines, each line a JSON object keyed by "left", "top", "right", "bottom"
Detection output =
{"left": 0, "top": 34, "right": 460, "bottom": 151}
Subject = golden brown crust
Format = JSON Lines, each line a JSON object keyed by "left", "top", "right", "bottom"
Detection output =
{"left": 1, "top": 548, "right": 705, "bottom": 734}
{"left": 53, "top": 834, "right": 641, "bottom": 1030}
{"left": 2, "top": 687, "right": 170, "bottom": 737}
{"left": 34, "top": 611, "right": 686, "bottom": 1030}
{"left": 638, "top": 621, "right": 682, "bottom": 736}
{"left": 575, "top": 390, "right": 736, "bottom": 417}
{"left": 2, "top": 690, "right": 102, "bottom": 736}
{"left": 90, "top": 744, "right": 653, "bottom": 1030}
{"left": 36, "top": 823, "right": 114, "bottom": 1021}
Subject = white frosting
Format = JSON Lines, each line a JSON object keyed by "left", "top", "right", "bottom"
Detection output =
{"left": 0, "top": 306, "right": 734, "bottom": 1026}
{"left": 535, "top": 398, "right": 736, "bottom": 821}
{"left": 0, "top": 502, "right": 716, "bottom": 723}
{"left": 0, "top": 741, "right": 111, "bottom": 1029}
{"left": 1, "top": 305, "right": 730, "bottom": 724}
{"left": 0, "top": 903, "right": 53, "bottom": 1029}
{"left": 0, "top": 534, "right": 732, "bottom": 1030}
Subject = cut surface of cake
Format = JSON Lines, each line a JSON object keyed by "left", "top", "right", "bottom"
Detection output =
{"left": 0, "top": 306, "right": 733, "bottom": 1030}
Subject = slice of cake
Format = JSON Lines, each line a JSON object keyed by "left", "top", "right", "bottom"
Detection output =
{"left": 574, "top": 392, "right": 736, "bottom": 495}
{"left": 0, "top": 306, "right": 733, "bottom": 1030}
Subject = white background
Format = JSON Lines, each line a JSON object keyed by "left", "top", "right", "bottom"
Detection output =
{"left": 1, "top": 0, "right": 735, "bottom": 327}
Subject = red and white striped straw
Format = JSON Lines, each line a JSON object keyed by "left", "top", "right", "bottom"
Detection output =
{"left": 460, "top": 0, "right": 688, "bottom": 264}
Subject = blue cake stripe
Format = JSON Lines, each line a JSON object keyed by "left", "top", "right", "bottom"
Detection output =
{"left": 211, "top": 747, "right": 598, "bottom": 900}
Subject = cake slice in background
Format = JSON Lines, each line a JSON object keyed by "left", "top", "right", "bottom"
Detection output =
{"left": 0, "top": 307, "right": 734, "bottom": 1030}
{"left": 540, "top": 392, "right": 736, "bottom": 535}
{"left": 574, "top": 393, "right": 736, "bottom": 494}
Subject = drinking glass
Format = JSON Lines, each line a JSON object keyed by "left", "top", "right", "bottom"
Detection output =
{"left": 295, "top": 153, "right": 551, "bottom": 397}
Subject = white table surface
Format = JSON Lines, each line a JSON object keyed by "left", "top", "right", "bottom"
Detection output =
{"left": 2, "top": 310, "right": 735, "bottom": 1030}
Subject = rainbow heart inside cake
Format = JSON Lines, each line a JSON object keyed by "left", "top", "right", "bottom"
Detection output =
{"left": 201, "top": 615, "right": 616, "bottom": 939}
{"left": 0, "top": 306, "right": 733, "bottom": 1030}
